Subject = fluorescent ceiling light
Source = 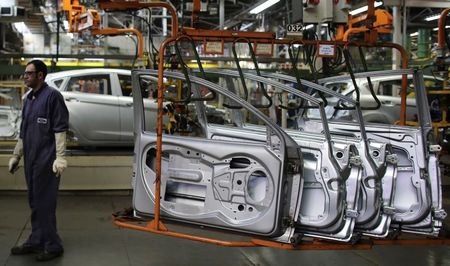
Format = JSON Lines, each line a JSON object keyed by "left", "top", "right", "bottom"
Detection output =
{"left": 240, "top": 23, "right": 254, "bottom": 31}
{"left": 83, "top": 58, "right": 105, "bottom": 62}
{"left": 410, "top": 32, "right": 418, "bottom": 37}
{"left": 349, "top": 1, "right": 383, "bottom": 16}
{"left": 425, "top": 14, "right": 441, "bottom": 21}
{"left": 58, "top": 58, "right": 79, "bottom": 61}
{"left": 433, "top": 25, "right": 450, "bottom": 31}
{"left": 250, "top": 0, "right": 280, "bottom": 14}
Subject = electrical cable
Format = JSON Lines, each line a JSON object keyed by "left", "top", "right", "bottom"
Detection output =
{"left": 358, "top": 46, "right": 381, "bottom": 110}
{"left": 128, "top": 9, "right": 159, "bottom": 68}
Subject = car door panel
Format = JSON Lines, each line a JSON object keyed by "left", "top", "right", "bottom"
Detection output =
{"left": 183, "top": 69, "right": 367, "bottom": 241}
{"left": 134, "top": 137, "right": 285, "bottom": 236}
{"left": 117, "top": 96, "right": 134, "bottom": 142}
{"left": 131, "top": 70, "right": 302, "bottom": 239}
{"left": 61, "top": 73, "right": 120, "bottom": 144}
{"left": 302, "top": 104, "right": 441, "bottom": 236}
{"left": 252, "top": 71, "right": 395, "bottom": 237}
{"left": 63, "top": 91, "right": 120, "bottom": 142}
{"left": 210, "top": 123, "right": 360, "bottom": 241}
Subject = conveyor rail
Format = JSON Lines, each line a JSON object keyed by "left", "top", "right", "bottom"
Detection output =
{"left": 112, "top": 213, "right": 450, "bottom": 250}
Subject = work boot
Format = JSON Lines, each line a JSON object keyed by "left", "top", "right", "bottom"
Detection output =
{"left": 10, "top": 244, "right": 42, "bottom": 255}
{"left": 35, "top": 250, "right": 64, "bottom": 262}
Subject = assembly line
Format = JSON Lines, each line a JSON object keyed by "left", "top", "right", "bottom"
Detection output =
{"left": 0, "top": 0, "right": 450, "bottom": 265}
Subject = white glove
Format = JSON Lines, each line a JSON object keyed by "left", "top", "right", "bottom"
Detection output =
{"left": 9, "top": 155, "right": 20, "bottom": 174}
{"left": 52, "top": 156, "right": 67, "bottom": 177}
{"left": 8, "top": 138, "right": 23, "bottom": 174}
{"left": 52, "top": 132, "right": 67, "bottom": 177}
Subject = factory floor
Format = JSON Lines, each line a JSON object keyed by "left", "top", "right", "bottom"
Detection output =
{"left": 1, "top": 188, "right": 449, "bottom": 266}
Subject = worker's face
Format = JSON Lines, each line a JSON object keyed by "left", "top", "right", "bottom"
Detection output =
{"left": 23, "top": 64, "right": 43, "bottom": 89}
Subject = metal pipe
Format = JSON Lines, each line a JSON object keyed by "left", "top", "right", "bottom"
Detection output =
{"left": 92, "top": 28, "right": 144, "bottom": 58}
{"left": 56, "top": 8, "right": 60, "bottom": 68}
{"left": 114, "top": 219, "right": 257, "bottom": 247}
{"left": 402, "top": 0, "right": 407, "bottom": 49}
{"left": 98, "top": 1, "right": 179, "bottom": 36}
{"left": 438, "top": 8, "right": 450, "bottom": 49}
{"left": 154, "top": 36, "right": 177, "bottom": 230}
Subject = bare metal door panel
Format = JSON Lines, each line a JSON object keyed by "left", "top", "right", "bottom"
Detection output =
{"left": 303, "top": 120, "right": 442, "bottom": 236}
{"left": 131, "top": 70, "right": 303, "bottom": 240}
{"left": 210, "top": 125, "right": 360, "bottom": 241}
{"left": 134, "top": 137, "right": 285, "bottom": 236}
{"left": 210, "top": 69, "right": 389, "bottom": 235}
{"left": 297, "top": 69, "right": 445, "bottom": 237}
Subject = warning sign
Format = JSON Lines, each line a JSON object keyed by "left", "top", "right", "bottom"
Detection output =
{"left": 254, "top": 43, "right": 273, "bottom": 56}
{"left": 317, "top": 44, "right": 336, "bottom": 58}
{"left": 204, "top": 41, "right": 224, "bottom": 54}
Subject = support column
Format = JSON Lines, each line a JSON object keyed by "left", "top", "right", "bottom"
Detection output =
{"left": 218, "top": 0, "right": 225, "bottom": 108}
{"left": 392, "top": 6, "right": 402, "bottom": 69}
{"left": 219, "top": 0, "right": 224, "bottom": 30}
{"left": 163, "top": 8, "right": 167, "bottom": 37}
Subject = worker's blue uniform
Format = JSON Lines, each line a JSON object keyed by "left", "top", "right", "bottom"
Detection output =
{"left": 19, "top": 83, "right": 69, "bottom": 253}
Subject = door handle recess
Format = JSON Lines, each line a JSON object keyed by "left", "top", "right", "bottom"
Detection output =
{"left": 65, "top": 97, "right": 79, "bottom": 102}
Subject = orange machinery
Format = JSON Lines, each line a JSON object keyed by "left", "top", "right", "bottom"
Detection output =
{"left": 335, "top": 0, "right": 409, "bottom": 125}
{"left": 60, "top": 0, "right": 179, "bottom": 58}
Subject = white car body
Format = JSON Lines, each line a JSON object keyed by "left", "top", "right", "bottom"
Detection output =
{"left": 46, "top": 68, "right": 158, "bottom": 146}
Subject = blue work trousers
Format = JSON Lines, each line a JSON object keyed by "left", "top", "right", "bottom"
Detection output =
{"left": 24, "top": 162, "right": 63, "bottom": 253}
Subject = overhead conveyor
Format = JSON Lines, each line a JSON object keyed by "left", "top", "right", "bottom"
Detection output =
{"left": 115, "top": 46, "right": 446, "bottom": 251}
{"left": 60, "top": 0, "right": 450, "bottom": 250}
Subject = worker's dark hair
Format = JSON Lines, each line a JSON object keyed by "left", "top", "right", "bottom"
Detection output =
{"left": 27, "top": 59, "right": 47, "bottom": 79}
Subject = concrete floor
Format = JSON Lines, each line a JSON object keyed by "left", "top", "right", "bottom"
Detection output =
{"left": 1, "top": 189, "right": 449, "bottom": 266}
